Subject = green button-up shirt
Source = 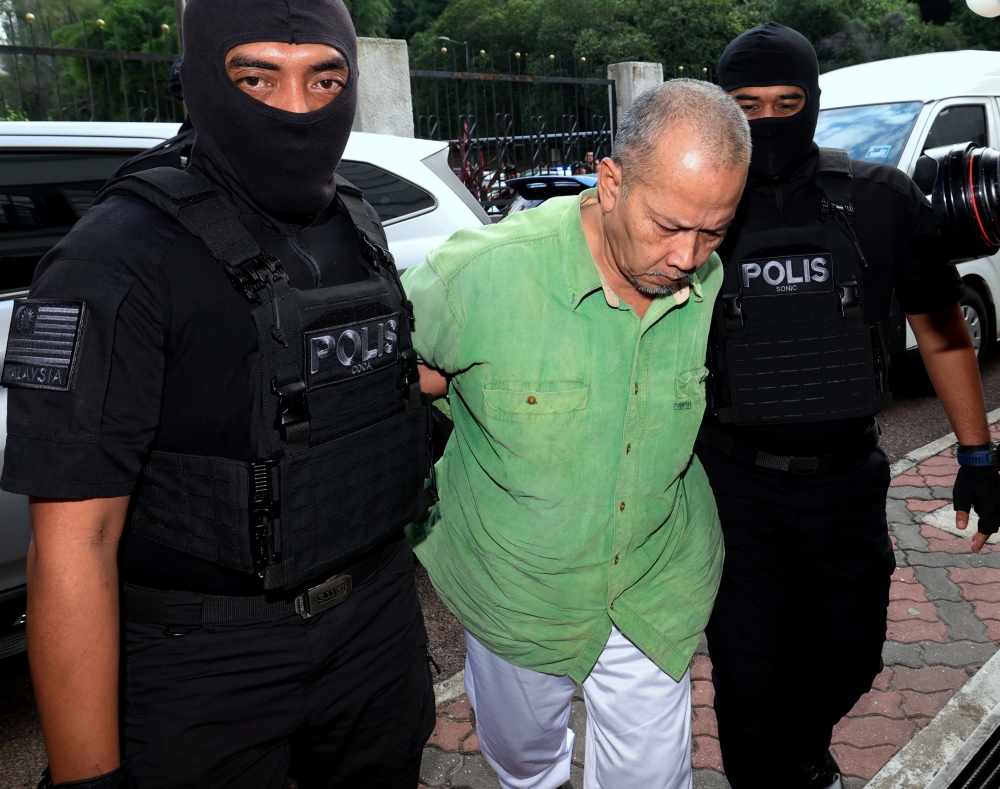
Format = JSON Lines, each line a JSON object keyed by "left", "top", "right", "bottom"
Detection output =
{"left": 402, "top": 191, "right": 724, "bottom": 682}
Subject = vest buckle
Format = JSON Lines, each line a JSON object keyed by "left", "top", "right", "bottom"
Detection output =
{"left": 248, "top": 459, "right": 279, "bottom": 575}
{"left": 226, "top": 251, "right": 288, "bottom": 301}
{"left": 723, "top": 293, "right": 744, "bottom": 331}
{"left": 273, "top": 379, "right": 310, "bottom": 439}
{"left": 838, "top": 280, "right": 862, "bottom": 321}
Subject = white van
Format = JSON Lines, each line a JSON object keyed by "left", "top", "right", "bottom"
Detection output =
{"left": 816, "top": 50, "right": 1000, "bottom": 362}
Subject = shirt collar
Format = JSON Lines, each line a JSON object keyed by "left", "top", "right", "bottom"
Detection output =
{"left": 563, "top": 189, "right": 703, "bottom": 310}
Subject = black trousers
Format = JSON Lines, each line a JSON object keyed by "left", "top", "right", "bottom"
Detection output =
{"left": 122, "top": 538, "right": 435, "bottom": 789}
{"left": 697, "top": 446, "right": 895, "bottom": 789}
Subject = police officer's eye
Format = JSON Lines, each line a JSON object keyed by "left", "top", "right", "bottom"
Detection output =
{"left": 317, "top": 80, "right": 337, "bottom": 90}
{"left": 243, "top": 77, "right": 264, "bottom": 88}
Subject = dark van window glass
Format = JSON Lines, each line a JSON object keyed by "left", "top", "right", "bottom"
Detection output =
{"left": 0, "top": 152, "right": 131, "bottom": 294}
{"left": 336, "top": 160, "right": 435, "bottom": 223}
{"left": 924, "top": 105, "right": 988, "bottom": 151}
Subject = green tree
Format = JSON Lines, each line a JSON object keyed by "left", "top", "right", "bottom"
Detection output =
{"left": 950, "top": 0, "right": 1000, "bottom": 49}
{"left": 345, "top": 0, "right": 395, "bottom": 37}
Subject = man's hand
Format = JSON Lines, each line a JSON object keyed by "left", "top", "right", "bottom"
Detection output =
{"left": 28, "top": 496, "right": 130, "bottom": 783}
{"left": 418, "top": 363, "right": 448, "bottom": 397}
{"left": 954, "top": 464, "right": 1000, "bottom": 552}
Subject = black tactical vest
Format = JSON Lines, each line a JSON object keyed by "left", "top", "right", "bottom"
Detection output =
{"left": 93, "top": 168, "right": 433, "bottom": 591}
{"left": 708, "top": 148, "right": 892, "bottom": 427}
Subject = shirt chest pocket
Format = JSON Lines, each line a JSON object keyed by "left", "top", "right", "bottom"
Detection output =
{"left": 674, "top": 365, "right": 709, "bottom": 411}
{"left": 482, "top": 381, "right": 590, "bottom": 419}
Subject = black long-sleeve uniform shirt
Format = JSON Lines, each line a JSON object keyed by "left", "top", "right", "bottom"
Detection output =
{"left": 709, "top": 144, "right": 962, "bottom": 457}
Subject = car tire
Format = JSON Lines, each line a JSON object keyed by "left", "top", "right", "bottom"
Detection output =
{"left": 960, "top": 286, "right": 990, "bottom": 365}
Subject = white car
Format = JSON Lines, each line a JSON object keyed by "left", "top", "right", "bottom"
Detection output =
{"left": 0, "top": 121, "right": 488, "bottom": 659}
{"left": 816, "top": 50, "right": 1000, "bottom": 361}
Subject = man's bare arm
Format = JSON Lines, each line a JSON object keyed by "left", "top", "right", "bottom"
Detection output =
{"left": 28, "top": 496, "right": 130, "bottom": 782}
{"left": 909, "top": 304, "right": 991, "bottom": 551}
{"left": 418, "top": 363, "right": 448, "bottom": 397}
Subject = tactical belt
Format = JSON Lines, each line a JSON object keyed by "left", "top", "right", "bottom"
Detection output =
{"left": 697, "top": 421, "right": 880, "bottom": 475}
{"left": 121, "top": 539, "right": 392, "bottom": 631}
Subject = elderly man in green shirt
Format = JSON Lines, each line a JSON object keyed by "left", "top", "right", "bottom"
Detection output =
{"left": 404, "top": 80, "right": 750, "bottom": 789}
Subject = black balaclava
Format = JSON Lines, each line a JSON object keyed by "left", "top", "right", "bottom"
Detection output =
{"left": 180, "top": 0, "right": 358, "bottom": 217}
{"left": 719, "top": 22, "right": 820, "bottom": 180}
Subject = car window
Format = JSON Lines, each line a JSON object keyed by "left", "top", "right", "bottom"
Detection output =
{"left": 336, "top": 160, "right": 435, "bottom": 224}
{"left": 923, "top": 104, "right": 988, "bottom": 151}
{"left": 814, "top": 102, "right": 922, "bottom": 167}
{"left": 0, "top": 151, "right": 131, "bottom": 294}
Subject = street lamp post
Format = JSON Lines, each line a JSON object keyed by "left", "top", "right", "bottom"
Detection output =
{"left": 438, "top": 36, "right": 470, "bottom": 72}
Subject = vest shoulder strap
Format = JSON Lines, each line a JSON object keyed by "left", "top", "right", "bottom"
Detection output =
{"left": 816, "top": 147, "right": 854, "bottom": 207}
{"left": 334, "top": 174, "right": 392, "bottom": 265}
{"left": 96, "top": 167, "right": 270, "bottom": 280}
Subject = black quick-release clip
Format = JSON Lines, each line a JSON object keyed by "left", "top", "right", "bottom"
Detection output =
{"left": 273, "top": 379, "right": 310, "bottom": 442}
{"left": 722, "top": 292, "right": 744, "bottom": 331}
{"left": 247, "top": 459, "right": 279, "bottom": 576}
{"left": 838, "top": 279, "right": 863, "bottom": 324}
{"left": 225, "top": 250, "right": 288, "bottom": 301}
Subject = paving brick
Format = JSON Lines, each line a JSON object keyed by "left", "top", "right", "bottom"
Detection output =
{"left": 449, "top": 754, "right": 502, "bottom": 789}
{"left": 690, "top": 654, "right": 713, "bottom": 682}
{"left": 889, "top": 579, "right": 928, "bottom": 602}
{"left": 924, "top": 639, "right": 996, "bottom": 667}
{"left": 934, "top": 600, "right": 990, "bottom": 642}
{"left": 924, "top": 474, "right": 958, "bottom": 486}
{"left": 930, "top": 486, "right": 955, "bottom": 499}
{"left": 887, "top": 600, "right": 939, "bottom": 622}
{"left": 891, "top": 665, "right": 969, "bottom": 693}
{"left": 439, "top": 698, "right": 472, "bottom": 722}
{"left": 692, "top": 680, "right": 715, "bottom": 708}
{"left": 887, "top": 486, "right": 933, "bottom": 500}
{"left": 830, "top": 744, "right": 901, "bottom": 781}
{"left": 888, "top": 618, "right": 949, "bottom": 643}
{"left": 985, "top": 620, "right": 1000, "bottom": 641}
{"left": 912, "top": 566, "right": 963, "bottom": 602}
{"left": 909, "top": 551, "right": 975, "bottom": 568}
{"left": 886, "top": 499, "right": 914, "bottom": 524}
{"left": 959, "top": 583, "right": 1000, "bottom": 602}
{"left": 846, "top": 689, "right": 905, "bottom": 719}
{"left": 693, "top": 706, "right": 720, "bottom": 737}
{"left": 906, "top": 499, "right": 950, "bottom": 513}
{"left": 569, "top": 700, "right": 587, "bottom": 767}
{"left": 892, "top": 523, "right": 930, "bottom": 552}
{"left": 461, "top": 732, "right": 480, "bottom": 753}
{"left": 890, "top": 471, "right": 923, "bottom": 487}
{"left": 692, "top": 735, "right": 724, "bottom": 771}
{"left": 693, "top": 769, "right": 732, "bottom": 788}
{"left": 832, "top": 716, "right": 915, "bottom": 748}
{"left": 427, "top": 717, "right": 472, "bottom": 752}
{"left": 882, "top": 641, "right": 925, "bottom": 668}
{"left": 920, "top": 455, "right": 958, "bottom": 468}
{"left": 949, "top": 566, "right": 1000, "bottom": 584}
{"left": 419, "top": 748, "right": 461, "bottom": 787}
{"left": 872, "top": 667, "right": 893, "bottom": 691}
{"left": 900, "top": 689, "right": 953, "bottom": 719}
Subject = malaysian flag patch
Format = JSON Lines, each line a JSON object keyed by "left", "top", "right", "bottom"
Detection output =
{"left": 2, "top": 300, "right": 87, "bottom": 391}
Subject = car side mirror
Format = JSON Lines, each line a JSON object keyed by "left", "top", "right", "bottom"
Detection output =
{"left": 912, "top": 155, "right": 937, "bottom": 195}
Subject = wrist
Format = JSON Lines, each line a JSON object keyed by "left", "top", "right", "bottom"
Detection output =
{"left": 957, "top": 442, "right": 998, "bottom": 468}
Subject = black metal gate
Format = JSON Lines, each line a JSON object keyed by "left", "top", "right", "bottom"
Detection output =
{"left": 411, "top": 50, "right": 615, "bottom": 214}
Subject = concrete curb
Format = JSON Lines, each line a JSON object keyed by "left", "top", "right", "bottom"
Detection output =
{"left": 868, "top": 411, "right": 1000, "bottom": 788}
{"left": 433, "top": 669, "right": 465, "bottom": 706}
{"left": 888, "top": 406, "right": 1000, "bottom": 477}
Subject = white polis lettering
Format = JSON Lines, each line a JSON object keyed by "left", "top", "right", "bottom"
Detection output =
{"left": 384, "top": 319, "right": 397, "bottom": 355}
{"left": 762, "top": 260, "right": 785, "bottom": 285}
{"left": 360, "top": 326, "right": 380, "bottom": 362}
{"left": 784, "top": 259, "right": 804, "bottom": 284}
{"left": 310, "top": 336, "right": 333, "bottom": 374}
{"left": 810, "top": 257, "right": 830, "bottom": 282}
{"left": 336, "top": 329, "right": 362, "bottom": 366}
{"left": 741, "top": 262, "right": 761, "bottom": 288}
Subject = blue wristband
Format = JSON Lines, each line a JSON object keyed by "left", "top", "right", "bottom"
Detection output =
{"left": 957, "top": 449, "right": 995, "bottom": 467}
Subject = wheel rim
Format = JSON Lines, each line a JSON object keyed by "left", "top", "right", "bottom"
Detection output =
{"left": 963, "top": 304, "right": 984, "bottom": 353}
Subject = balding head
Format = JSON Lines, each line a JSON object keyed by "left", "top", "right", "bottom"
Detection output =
{"left": 611, "top": 78, "right": 751, "bottom": 189}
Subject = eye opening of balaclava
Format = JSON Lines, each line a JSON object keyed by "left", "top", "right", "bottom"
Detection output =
{"left": 719, "top": 22, "right": 820, "bottom": 180}
{"left": 180, "top": 0, "right": 358, "bottom": 217}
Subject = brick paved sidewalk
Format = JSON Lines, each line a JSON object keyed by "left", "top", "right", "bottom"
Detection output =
{"left": 419, "top": 424, "right": 1000, "bottom": 789}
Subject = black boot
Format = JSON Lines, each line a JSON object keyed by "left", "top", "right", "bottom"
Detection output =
{"left": 798, "top": 750, "right": 844, "bottom": 789}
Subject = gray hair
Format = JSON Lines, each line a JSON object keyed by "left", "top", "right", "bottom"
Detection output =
{"left": 610, "top": 78, "right": 751, "bottom": 185}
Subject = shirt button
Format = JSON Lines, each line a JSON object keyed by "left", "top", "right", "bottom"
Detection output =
{"left": 614, "top": 554, "right": 619, "bottom": 564}
{"left": 619, "top": 502, "right": 625, "bottom": 511}
{"left": 634, "top": 384, "right": 639, "bottom": 395}
{"left": 610, "top": 602, "right": 615, "bottom": 610}
{"left": 526, "top": 396, "right": 537, "bottom": 404}
{"left": 626, "top": 444, "right": 631, "bottom": 454}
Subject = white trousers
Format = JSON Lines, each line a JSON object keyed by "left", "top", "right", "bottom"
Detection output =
{"left": 464, "top": 626, "right": 692, "bottom": 789}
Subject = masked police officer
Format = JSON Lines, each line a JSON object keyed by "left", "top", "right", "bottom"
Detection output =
{"left": 1, "top": 1, "right": 435, "bottom": 787}
{"left": 697, "top": 23, "right": 1000, "bottom": 789}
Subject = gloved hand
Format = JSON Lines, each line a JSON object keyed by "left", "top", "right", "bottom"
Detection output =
{"left": 953, "top": 464, "right": 1000, "bottom": 551}
{"left": 37, "top": 763, "right": 132, "bottom": 789}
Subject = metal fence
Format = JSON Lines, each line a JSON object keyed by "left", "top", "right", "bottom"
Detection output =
{"left": 410, "top": 49, "right": 616, "bottom": 214}
{"left": 0, "top": 13, "right": 179, "bottom": 123}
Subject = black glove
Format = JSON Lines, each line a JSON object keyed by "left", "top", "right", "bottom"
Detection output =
{"left": 953, "top": 464, "right": 1000, "bottom": 535}
{"left": 37, "top": 763, "right": 132, "bottom": 789}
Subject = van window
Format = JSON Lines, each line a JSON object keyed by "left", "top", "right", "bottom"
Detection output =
{"left": 0, "top": 151, "right": 131, "bottom": 294}
{"left": 336, "top": 161, "right": 435, "bottom": 224}
{"left": 814, "top": 102, "right": 922, "bottom": 167}
{"left": 923, "top": 105, "right": 988, "bottom": 151}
